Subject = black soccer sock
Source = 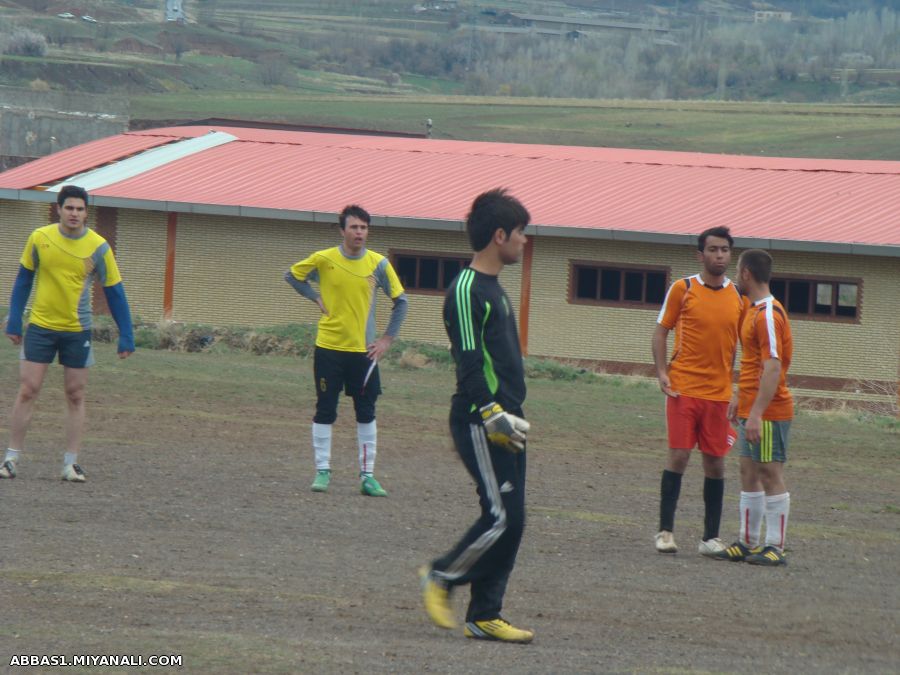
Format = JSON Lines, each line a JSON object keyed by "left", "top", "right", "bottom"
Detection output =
{"left": 703, "top": 476, "right": 725, "bottom": 541}
{"left": 659, "top": 470, "right": 683, "bottom": 532}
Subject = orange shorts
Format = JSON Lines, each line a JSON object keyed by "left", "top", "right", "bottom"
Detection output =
{"left": 666, "top": 395, "right": 736, "bottom": 457}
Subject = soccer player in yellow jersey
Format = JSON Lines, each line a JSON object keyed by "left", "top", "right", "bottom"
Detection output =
{"left": 285, "top": 205, "right": 408, "bottom": 496}
{"left": 2, "top": 185, "right": 134, "bottom": 483}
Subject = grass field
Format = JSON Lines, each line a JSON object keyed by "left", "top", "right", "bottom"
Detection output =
{"left": 1, "top": 342, "right": 897, "bottom": 672}
{"left": 131, "top": 93, "right": 900, "bottom": 159}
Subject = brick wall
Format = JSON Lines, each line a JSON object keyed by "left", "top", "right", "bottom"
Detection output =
{"left": 526, "top": 236, "right": 900, "bottom": 382}
{"left": 1, "top": 199, "right": 51, "bottom": 301}
{"left": 2, "top": 199, "right": 896, "bottom": 387}
{"left": 114, "top": 208, "right": 168, "bottom": 324}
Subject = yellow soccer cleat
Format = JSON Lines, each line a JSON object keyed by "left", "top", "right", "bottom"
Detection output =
{"left": 464, "top": 618, "right": 534, "bottom": 644}
{"left": 419, "top": 565, "right": 456, "bottom": 629}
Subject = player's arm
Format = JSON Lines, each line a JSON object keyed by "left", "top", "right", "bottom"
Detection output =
{"left": 652, "top": 279, "right": 684, "bottom": 397}
{"left": 5, "top": 265, "right": 35, "bottom": 344}
{"left": 651, "top": 324, "right": 676, "bottom": 397}
{"left": 285, "top": 256, "right": 327, "bottom": 315}
{"left": 7, "top": 235, "right": 39, "bottom": 344}
{"left": 745, "top": 308, "right": 783, "bottom": 442}
{"left": 728, "top": 294, "right": 751, "bottom": 422}
{"left": 745, "top": 358, "right": 781, "bottom": 443}
{"left": 102, "top": 283, "right": 134, "bottom": 358}
{"left": 96, "top": 246, "right": 134, "bottom": 358}
{"left": 368, "top": 260, "right": 409, "bottom": 361}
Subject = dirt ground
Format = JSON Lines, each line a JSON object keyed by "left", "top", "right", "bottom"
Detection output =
{"left": 1, "top": 346, "right": 897, "bottom": 674}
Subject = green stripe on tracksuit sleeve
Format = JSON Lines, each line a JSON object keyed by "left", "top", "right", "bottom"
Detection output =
{"left": 481, "top": 302, "right": 498, "bottom": 395}
{"left": 456, "top": 269, "right": 475, "bottom": 351}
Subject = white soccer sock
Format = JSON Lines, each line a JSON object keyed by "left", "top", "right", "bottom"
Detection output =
{"left": 357, "top": 420, "right": 377, "bottom": 476}
{"left": 739, "top": 490, "right": 765, "bottom": 547}
{"left": 764, "top": 492, "right": 790, "bottom": 551}
{"left": 312, "top": 423, "right": 332, "bottom": 471}
{"left": 63, "top": 452, "right": 77, "bottom": 466}
{"left": 5, "top": 448, "right": 20, "bottom": 463}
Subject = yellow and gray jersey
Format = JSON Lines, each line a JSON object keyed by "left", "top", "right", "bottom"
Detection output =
{"left": 20, "top": 224, "right": 123, "bottom": 332}
{"left": 286, "top": 246, "right": 408, "bottom": 353}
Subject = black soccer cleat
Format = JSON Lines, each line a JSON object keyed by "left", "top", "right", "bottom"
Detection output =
{"left": 745, "top": 545, "right": 787, "bottom": 566}
{"left": 712, "top": 541, "right": 758, "bottom": 562}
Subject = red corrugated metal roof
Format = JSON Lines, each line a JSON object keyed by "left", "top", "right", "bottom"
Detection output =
{"left": 0, "top": 133, "right": 179, "bottom": 189}
{"left": 2, "top": 126, "right": 899, "bottom": 249}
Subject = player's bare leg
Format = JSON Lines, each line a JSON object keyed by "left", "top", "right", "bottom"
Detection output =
{"left": 2, "top": 360, "right": 50, "bottom": 479}
{"left": 60, "top": 366, "right": 88, "bottom": 482}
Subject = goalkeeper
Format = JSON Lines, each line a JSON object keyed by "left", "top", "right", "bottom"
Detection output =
{"left": 419, "top": 189, "right": 534, "bottom": 644}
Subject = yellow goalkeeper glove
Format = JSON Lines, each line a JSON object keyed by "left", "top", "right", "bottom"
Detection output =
{"left": 479, "top": 402, "right": 530, "bottom": 452}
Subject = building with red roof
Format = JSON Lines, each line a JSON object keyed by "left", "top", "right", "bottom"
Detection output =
{"left": 2, "top": 125, "right": 898, "bottom": 398}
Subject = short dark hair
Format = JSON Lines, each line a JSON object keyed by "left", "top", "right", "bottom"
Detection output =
{"left": 697, "top": 226, "right": 733, "bottom": 251}
{"left": 739, "top": 249, "right": 773, "bottom": 284}
{"left": 57, "top": 185, "right": 88, "bottom": 207}
{"left": 338, "top": 204, "right": 370, "bottom": 229}
{"left": 465, "top": 188, "right": 530, "bottom": 252}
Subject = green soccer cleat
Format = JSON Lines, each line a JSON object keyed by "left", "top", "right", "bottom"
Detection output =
{"left": 0, "top": 459, "right": 17, "bottom": 479}
{"left": 360, "top": 474, "right": 387, "bottom": 497}
{"left": 310, "top": 469, "right": 331, "bottom": 493}
{"left": 419, "top": 565, "right": 456, "bottom": 629}
{"left": 745, "top": 545, "right": 787, "bottom": 567}
{"left": 464, "top": 618, "right": 534, "bottom": 644}
{"left": 61, "top": 463, "right": 86, "bottom": 483}
{"left": 712, "top": 541, "right": 760, "bottom": 562}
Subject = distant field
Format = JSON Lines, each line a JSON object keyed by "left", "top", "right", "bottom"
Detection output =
{"left": 132, "top": 93, "right": 900, "bottom": 159}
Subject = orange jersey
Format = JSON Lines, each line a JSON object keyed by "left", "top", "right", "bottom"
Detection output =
{"left": 738, "top": 296, "right": 793, "bottom": 420}
{"left": 657, "top": 275, "right": 744, "bottom": 402}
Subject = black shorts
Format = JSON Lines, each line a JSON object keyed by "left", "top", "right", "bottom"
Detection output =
{"left": 22, "top": 324, "right": 94, "bottom": 368}
{"left": 313, "top": 346, "right": 381, "bottom": 424}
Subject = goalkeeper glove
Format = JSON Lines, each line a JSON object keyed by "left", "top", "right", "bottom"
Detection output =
{"left": 479, "top": 402, "right": 530, "bottom": 452}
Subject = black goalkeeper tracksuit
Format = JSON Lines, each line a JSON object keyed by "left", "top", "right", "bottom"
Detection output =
{"left": 431, "top": 267, "right": 527, "bottom": 623}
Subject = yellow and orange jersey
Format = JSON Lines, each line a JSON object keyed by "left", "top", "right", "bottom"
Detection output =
{"left": 657, "top": 274, "right": 745, "bottom": 402}
{"left": 20, "top": 224, "right": 122, "bottom": 332}
{"left": 738, "top": 296, "right": 793, "bottom": 420}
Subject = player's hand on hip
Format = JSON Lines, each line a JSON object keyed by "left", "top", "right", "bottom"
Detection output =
{"left": 367, "top": 335, "right": 394, "bottom": 362}
{"left": 480, "top": 402, "right": 530, "bottom": 452}
{"left": 117, "top": 350, "right": 133, "bottom": 359}
{"left": 657, "top": 373, "right": 678, "bottom": 397}
{"left": 6, "top": 333, "right": 22, "bottom": 346}
{"left": 316, "top": 298, "right": 329, "bottom": 316}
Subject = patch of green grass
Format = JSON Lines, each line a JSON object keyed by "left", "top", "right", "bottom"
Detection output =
{"left": 524, "top": 357, "right": 597, "bottom": 382}
{"left": 402, "top": 73, "right": 465, "bottom": 95}
{"left": 131, "top": 93, "right": 900, "bottom": 159}
{"left": 790, "top": 522, "right": 899, "bottom": 544}
{"left": 531, "top": 505, "right": 637, "bottom": 527}
{"left": 179, "top": 53, "right": 258, "bottom": 78}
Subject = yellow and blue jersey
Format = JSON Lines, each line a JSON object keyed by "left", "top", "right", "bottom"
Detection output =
{"left": 20, "top": 224, "right": 123, "bottom": 332}
{"left": 287, "top": 246, "right": 406, "bottom": 353}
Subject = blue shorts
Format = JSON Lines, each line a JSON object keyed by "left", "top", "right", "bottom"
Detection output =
{"left": 22, "top": 324, "right": 94, "bottom": 368}
{"left": 737, "top": 418, "right": 791, "bottom": 463}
